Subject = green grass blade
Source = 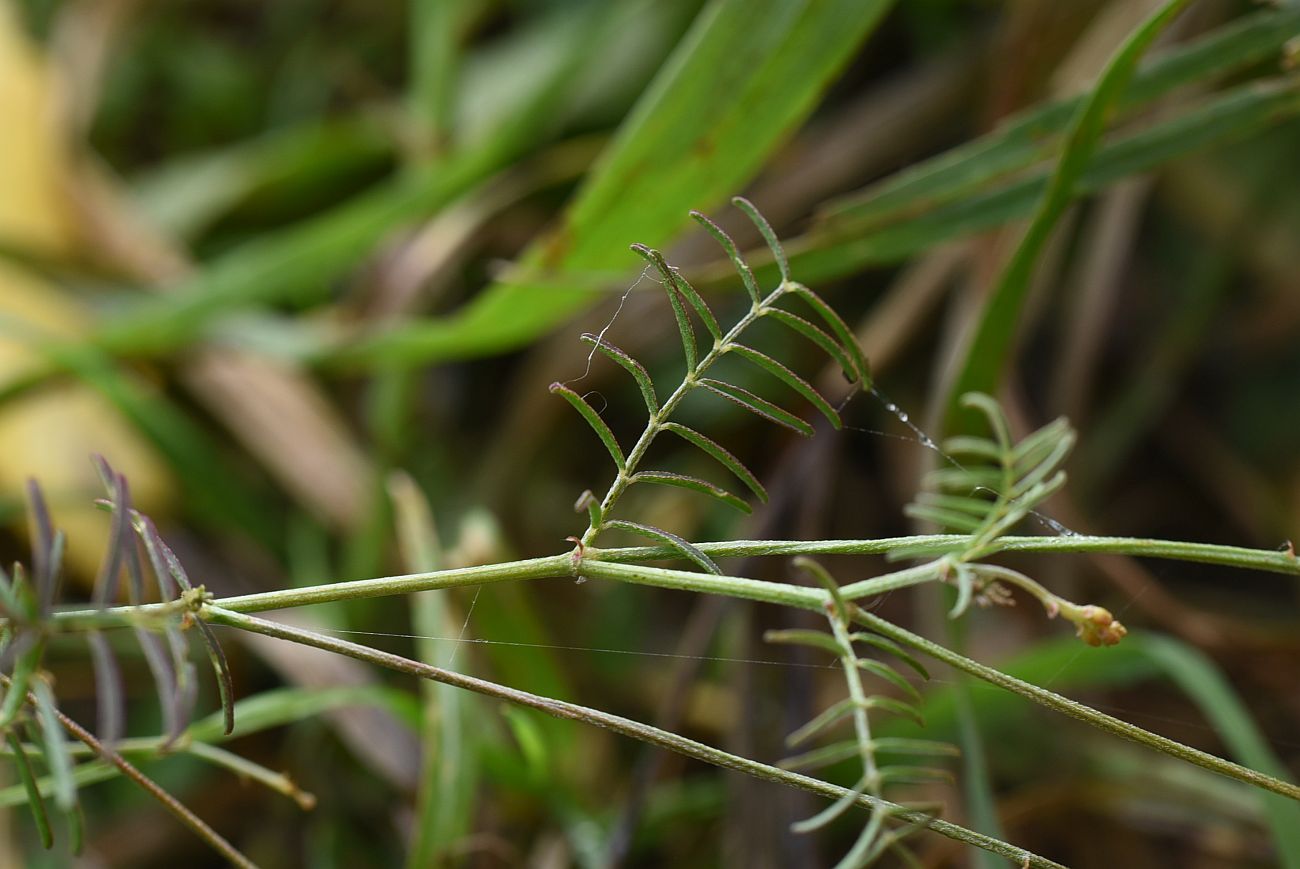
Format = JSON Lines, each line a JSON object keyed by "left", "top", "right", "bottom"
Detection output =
{"left": 817, "top": 7, "right": 1300, "bottom": 235}
{"left": 942, "top": 0, "right": 1194, "bottom": 432}
{"left": 332, "top": 0, "right": 893, "bottom": 368}
{"left": 1131, "top": 635, "right": 1300, "bottom": 869}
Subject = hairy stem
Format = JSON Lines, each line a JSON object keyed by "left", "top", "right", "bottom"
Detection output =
{"left": 48, "top": 535, "right": 1296, "bottom": 631}
{"left": 202, "top": 606, "right": 1064, "bottom": 869}
{"left": 848, "top": 606, "right": 1300, "bottom": 802}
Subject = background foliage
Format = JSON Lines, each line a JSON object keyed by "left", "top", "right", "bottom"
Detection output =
{"left": 1, "top": 0, "right": 1299, "bottom": 866}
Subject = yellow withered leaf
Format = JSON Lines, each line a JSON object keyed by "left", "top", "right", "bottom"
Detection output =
{"left": 0, "top": 6, "right": 171, "bottom": 581}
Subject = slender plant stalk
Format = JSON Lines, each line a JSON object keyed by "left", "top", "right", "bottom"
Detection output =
{"left": 0, "top": 675, "right": 255, "bottom": 869}
{"left": 848, "top": 607, "right": 1300, "bottom": 802}
{"left": 48, "top": 534, "right": 1298, "bottom": 631}
{"left": 201, "top": 606, "right": 1065, "bottom": 869}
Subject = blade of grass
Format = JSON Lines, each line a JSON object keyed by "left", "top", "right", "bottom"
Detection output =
{"left": 942, "top": 0, "right": 1194, "bottom": 432}
{"left": 1130, "top": 635, "right": 1300, "bottom": 868}
{"left": 816, "top": 7, "right": 1300, "bottom": 234}
{"left": 330, "top": 0, "right": 893, "bottom": 368}
{"left": 387, "top": 473, "right": 478, "bottom": 868}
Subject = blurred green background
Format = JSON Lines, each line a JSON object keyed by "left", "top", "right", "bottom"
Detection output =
{"left": 1, "top": 0, "right": 1299, "bottom": 866}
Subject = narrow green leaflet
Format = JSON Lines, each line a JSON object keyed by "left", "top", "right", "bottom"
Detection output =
{"left": 549, "top": 383, "right": 627, "bottom": 470}
{"left": 817, "top": 7, "right": 1300, "bottom": 234}
{"left": 697, "top": 378, "right": 815, "bottom": 437}
{"left": 761, "top": 309, "right": 858, "bottom": 382}
{"left": 781, "top": 284, "right": 870, "bottom": 385}
{"left": 764, "top": 628, "right": 849, "bottom": 658}
{"left": 580, "top": 333, "right": 659, "bottom": 413}
{"left": 31, "top": 679, "right": 75, "bottom": 812}
{"left": 692, "top": 209, "right": 761, "bottom": 304}
{"left": 660, "top": 422, "right": 767, "bottom": 502}
{"left": 7, "top": 731, "right": 52, "bottom": 849}
{"left": 603, "top": 520, "right": 720, "bottom": 574}
{"left": 629, "top": 471, "right": 751, "bottom": 514}
{"left": 726, "top": 344, "right": 841, "bottom": 428}
{"left": 636, "top": 244, "right": 722, "bottom": 340}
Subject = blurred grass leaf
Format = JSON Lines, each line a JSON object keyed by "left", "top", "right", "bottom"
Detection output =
{"left": 334, "top": 0, "right": 894, "bottom": 367}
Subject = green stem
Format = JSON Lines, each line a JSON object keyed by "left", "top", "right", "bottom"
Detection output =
{"left": 202, "top": 605, "right": 1064, "bottom": 869}
{"left": 849, "top": 606, "right": 1300, "bottom": 803}
{"left": 47, "top": 535, "right": 1296, "bottom": 632}
{"left": 590, "top": 535, "right": 1300, "bottom": 576}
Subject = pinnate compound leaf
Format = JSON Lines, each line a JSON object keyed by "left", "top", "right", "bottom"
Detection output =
{"left": 727, "top": 344, "right": 841, "bottom": 429}
{"left": 580, "top": 333, "right": 658, "bottom": 413}
{"left": 629, "top": 471, "right": 751, "bottom": 514}
{"left": 549, "top": 383, "right": 626, "bottom": 470}
{"left": 697, "top": 378, "right": 814, "bottom": 437}
{"left": 661, "top": 422, "right": 767, "bottom": 503}
{"left": 603, "top": 520, "right": 720, "bottom": 574}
